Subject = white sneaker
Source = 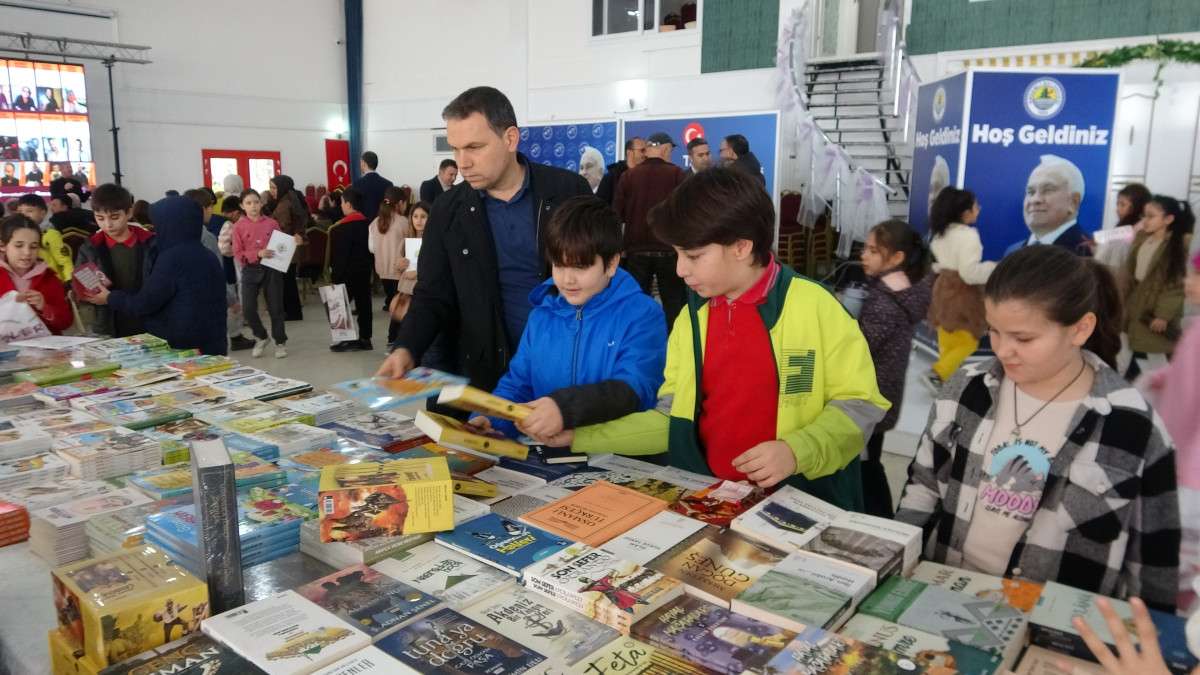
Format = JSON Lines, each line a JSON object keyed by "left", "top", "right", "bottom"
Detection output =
{"left": 274, "top": 345, "right": 288, "bottom": 359}
{"left": 252, "top": 338, "right": 270, "bottom": 358}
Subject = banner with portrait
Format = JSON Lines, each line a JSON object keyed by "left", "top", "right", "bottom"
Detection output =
{"left": 623, "top": 112, "right": 780, "bottom": 196}
{"left": 517, "top": 121, "right": 618, "bottom": 194}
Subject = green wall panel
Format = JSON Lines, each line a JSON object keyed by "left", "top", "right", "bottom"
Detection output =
{"left": 701, "top": 0, "right": 781, "bottom": 73}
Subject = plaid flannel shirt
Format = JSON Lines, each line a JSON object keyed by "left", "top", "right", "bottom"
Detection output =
{"left": 895, "top": 351, "right": 1181, "bottom": 611}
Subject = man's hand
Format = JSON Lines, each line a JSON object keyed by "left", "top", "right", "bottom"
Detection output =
{"left": 517, "top": 397, "right": 564, "bottom": 441}
{"left": 1150, "top": 318, "right": 1168, "bottom": 334}
{"left": 731, "top": 440, "right": 797, "bottom": 488}
{"left": 466, "top": 416, "right": 493, "bottom": 432}
{"left": 376, "top": 348, "right": 415, "bottom": 378}
{"left": 17, "top": 290, "right": 44, "bottom": 311}
{"left": 1073, "top": 596, "right": 1175, "bottom": 675}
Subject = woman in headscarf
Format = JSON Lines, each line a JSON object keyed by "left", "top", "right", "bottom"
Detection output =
{"left": 268, "top": 174, "right": 308, "bottom": 321}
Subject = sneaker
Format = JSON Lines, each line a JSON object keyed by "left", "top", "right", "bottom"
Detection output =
{"left": 275, "top": 344, "right": 288, "bottom": 359}
{"left": 252, "top": 338, "right": 270, "bottom": 358}
{"left": 921, "top": 371, "right": 944, "bottom": 393}
{"left": 229, "top": 336, "right": 255, "bottom": 352}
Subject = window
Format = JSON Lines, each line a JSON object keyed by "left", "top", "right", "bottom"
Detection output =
{"left": 592, "top": 0, "right": 698, "bottom": 37}
{"left": 201, "top": 149, "right": 280, "bottom": 194}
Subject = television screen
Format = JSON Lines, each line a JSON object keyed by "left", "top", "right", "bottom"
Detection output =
{"left": 0, "top": 60, "right": 94, "bottom": 194}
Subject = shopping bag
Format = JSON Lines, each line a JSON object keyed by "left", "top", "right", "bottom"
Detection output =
{"left": 0, "top": 290, "right": 51, "bottom": 342}
{"left": 318, "top": 284, "right": 358, "bottom": 344}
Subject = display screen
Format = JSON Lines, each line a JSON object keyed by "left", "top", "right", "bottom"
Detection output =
{"left": 0, "top": 59, "right": 95, "bottom": 194}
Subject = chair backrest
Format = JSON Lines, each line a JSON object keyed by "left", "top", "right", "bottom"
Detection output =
{"left": 778, "top": 192, "right": 802, "bottom": 237}
{"left": 61, "top": 230, "right": 89, "bottom": 262}
{"left": 304, "top": 227, "right": 327, "bottom": 268}
{"left": 323, "top": 222, "right": 342, "bottom": 272}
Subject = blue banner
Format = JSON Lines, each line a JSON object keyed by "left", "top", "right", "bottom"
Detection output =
{"left": 962, "top": 71, "right": 1119, "bottom": 259}
{"left": 909, "top": 72, "right": 967, "bottom": 236}
{"left": 518, "top": 121, "right": 618, "bottom": 192}
{"left": 623, "top": 112, "right": 779, "bottom": 195}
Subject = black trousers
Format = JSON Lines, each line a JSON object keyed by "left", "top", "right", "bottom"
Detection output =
{"left": 342, "top": 274, "right": 373, "bottom": 341}
{"left": 625, "top": 252, "right": 687, "bottom": 329}
{"left": 860, "top": 432, "right": 895, "bottom": 518}
{"left": 381, "top": 279, "right": 400, "bottom": 344}
{"left": 283, "top": 263, "right": 303, "bottom": 321}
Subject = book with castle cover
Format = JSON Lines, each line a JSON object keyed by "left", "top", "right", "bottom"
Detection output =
{"left": 414, "top": 410, "right": 528, "bottom": 460}
{"left": 320, "top": 411, "right": 431, "bottom": 452}
{"left": 761, "top": 625, "right": 926, "bottom": 675}
{"left": 523, "top": 543, "right": 684, "bottom": 635}
{"left": 909, "top": 561, "right": 1044, "bottom": 614}
{"left": 630, "top": 594, "right": 795, "bottom": 674}
{"left": 373, "top": 540, "right": 515, "bottom": 609}
{"left": 332, "top": 368, "right": 469, "bottom": 411}
{"left": 436, "top": 384, "right": 532, "bottom": 422}
{"left": 838, "top": 614, "right": 1004, "bottom": 675}
{"left": 668, "top": 480, "right": 767, "bottom": 527}
{"left": 599, "top": 509, "right": 709, "bottom": 566}
{"left": 645, "top": 526, "right": 786, "bottom": 608}
{"left": 459, "top": 585, "right": 620, "bottom": 668}
{"left": 730, "top": 484, "right": 845, "bottom": 552}
{"left": 318, "top": 458, "right": 454, "bottom": 542}
{"left": 96, "top": 633, "right": 265, "bottom": 674}
{"left": 519, "top": 480, "right": 666, "bottom": 546}
{"left": 435, "top": 513, "right": 571, "bottom": 578}
{"left": 374, "top": 606, "right": 549, "bottom": 674}
{"left": 859, "top": 576, "right": 1028, "bottom": 668}
{"left": 201, "top": 590, "right": 371, "bottom": 674}
{"left": 296, "top": 564, "right": 439, "bottom": 640}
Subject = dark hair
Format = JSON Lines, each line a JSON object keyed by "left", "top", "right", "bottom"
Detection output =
{"left": 985, "top": 245, "right": 1123, "bottom": 369}
{"left": 1147, "top": 194, "right": 1194, "bottom": 285}
{"left": 442, "top": 86, "right": 518, "bottom": 137}
{"left": 132, "top": 200, "right": 152, "bottom": 226}
{"left": 361, "top": 151, "right": 379, "bottom": 170}
{"left": 929, "top": 187, "right": 977, "bottom": 237}
{"left": 624, "top": 137, "right": 643, "bottom": 153}
{"left": 220, "top": 196, "right": 241, "bottom": 214}
{"left": 649, "top": 167, "right": 773, "bottom": 266}
{"left": 544, "top": 196, "right": 623, "bottom": 268}
{"left": 239, "top": 189, "right": 260, "bottom": 203}
{"left": 341, "top": 187, "right": 364, "bottom": 212}
{"left": 438, "top": 158, "right": 458, "bottom": 172}
{"left": 723, "top": 134, "right": 749, "bottom": 157}
{"left": 1116, "top": 183, "right": 1152, "bottom": 227}
{"left": 16, "top": 193, "right": 46, "bottom": 210}
{"left": 377, "top": 185, "right": 408, "bottom": 235}
{"left": 183, "top": 188, "right": 214, "bottom": 209}
{"left": 410, "top": 201, "right": 432, "bottom": 220}
{"left": 49, "top": 194, "right": 71, "bottom": 209}
{"left": 200, "top": 186, "right": 217, "bottom": 203}
{"left": 91, "top": 183, "right": 133, "bottom": 213}
{"left": 869, "top": 219, "right": 930, "bottom": 283}
{"left": 164, "top": 189, "right": 180, "bottom": 197}
{"left": 0, "top": 214, "right": 41, "bottom": 243}
{"left": 687, "top": 137, "right": 709, "bottom": 153}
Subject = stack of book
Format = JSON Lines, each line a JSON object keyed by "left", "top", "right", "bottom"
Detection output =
{"left": 149, "top": 385, "right": 252, "bottom": 414}
{"left": 295, "top": 564, "right": 440, "bottom": 642}
{"left": 732, "top": 549, "right": 876, "bottom": 632}
{"left": 194, "top": 365, "right": 264, "bottom": 385}
{"left": 107, "top": 364, "right": 182, "bottom": 389}
{"left": 320, "top": 411, "right": 431, "bottom": 452}
{"left": 80, "top": 333, "right": 169, "bottom": 362}
{"left": 243, "top": 423, "right": 338, "bottom": 457}
{"left": 195, "top": 398, "right": 282, "bottom": 426}
{"left": 87, "top": 633, "right": 262, "bottom": 675}
{"left": 216, "top": 407, "right": 314, "bottom": 435}
{"left": 165, "top": 354, "right": 237, "bottom": 379}
{"left": 52, "top": 428, "right": 163, "bottom": 480}
{"left": 0, "top": 499, "right": 28, "bottom": 547}
{"left": 85, "top": 507, "right": 151, "bottom": 555}
{"left": 32, "top": 376, "right": 121, "bottom": 404}
{"left": 128, "top": 451, "right": 286, "bottom": 500}
{"left": 140, "top": 417, "right": 218, "bottom": 465}
{"left": 14, "top": 360, "right": 119, "bottom": 386}
{"left": 29, "top": 487, "right": 154, "bottom": 565}
{"left": 271, "top": 391, "right": 359, "bottom": 426}
{"left": 0, "top": 477, "right": 118, "bottom": 513}
{"left": 0, "top": 451, "right": 68, "bottom": 491}
{"left": 0, "top": 381, "right": 40, "bottom": 408}
{"left": 83, "top": 397, "right": 192, "bottom": 431}
{"left": 210, "top": 373, "right": 312, "bottom": 401}
{"left": 300, "top": 518, "right": 431, "bottom": 569}
{"left": 0, "top": 420, "right": 52, "bottom": 460}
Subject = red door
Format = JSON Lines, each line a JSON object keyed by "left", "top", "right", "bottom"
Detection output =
{"left": 201, "top": 149, "right": 281, "bottom": 193}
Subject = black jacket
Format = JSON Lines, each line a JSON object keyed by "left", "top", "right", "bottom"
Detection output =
{"left": 350, "top": 171, "right": 394, "bottom": 223}
{"left": 595, "top": 160, "right": 629, "bottom": 205}
{"left": 396, "top": 156, "right": 591, "bottom": 392}
{"left": 731, "top": 152, "right": 767, "bottom": 185}
{"left": 419, "top": 177, "right": 446, "bottom": 205}
{"left": 330, "top": 213, "right": 372, "bottom": 283}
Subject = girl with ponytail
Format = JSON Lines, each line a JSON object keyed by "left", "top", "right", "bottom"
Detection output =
{"left": 369, "top": 185, "right": 414, "bottom": 345}
{"left": 897, "top": 245, "right": 1181, "bottom": 611}
{"left": 856, "top": 219, "right": 932, "bottom": 517}
{"left": 1122, "top": 194, "right": 1192, "bottom": 371}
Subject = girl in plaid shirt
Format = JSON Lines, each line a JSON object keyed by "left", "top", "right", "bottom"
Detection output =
{"left": 897, "top": 245, "right": 1180, "bottom": 611}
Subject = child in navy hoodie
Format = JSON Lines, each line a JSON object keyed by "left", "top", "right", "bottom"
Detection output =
{"left": 468, "top": 196, "right": 667, "bottom": 441}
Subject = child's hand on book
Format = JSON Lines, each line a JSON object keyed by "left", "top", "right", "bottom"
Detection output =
{"left": 731, "top": 440, "right": 796, "bottom": 488}
{"left": 1073, "top": 596, "right": 1176, "bottom": 675}
{"left": 81, "top": 286, "right": 110, "bottom": 305}
{"left": 467, "top": 416, "right": 493, "bottom": 432}
{"left": 517, "top": 397, "right": 564, "bottom": 441}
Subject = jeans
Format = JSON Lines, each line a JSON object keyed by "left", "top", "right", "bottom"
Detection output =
{"left": 381, "top": 278, "right": 400, "bottom": 344}
{"left": 241, "top": 264, "right": 287, "bottom": 344}
{"left": 624, "top": 252, "right": 687, "bottom": 329}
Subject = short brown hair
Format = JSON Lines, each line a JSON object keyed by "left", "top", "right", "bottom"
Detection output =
{"left": 544, "top": 196, "right": 623, "bottom": 267}
{"left": 649, "top": 167, "right": 773, "bottom": 265}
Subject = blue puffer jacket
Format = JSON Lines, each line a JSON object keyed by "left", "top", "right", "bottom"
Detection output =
{"left": 490, "top": 267, "right": 667, "bottom": 438}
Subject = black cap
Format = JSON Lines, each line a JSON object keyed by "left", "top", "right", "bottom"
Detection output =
{"left": 647, "top": 132, "right": 675, "bottom": 147}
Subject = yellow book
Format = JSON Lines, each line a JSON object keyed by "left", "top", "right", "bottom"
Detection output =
{"left": 51, "top": 545, "right": 209, "bottom": 668}
{"left": 451, "top": 472, "right": 499, "bottom": 497}
{"left": 437, "top": 384, "right": 532, "bottom": 422}
{"left": 414, "top": 410, "right": 529, "bottom": 460}
{"left": 317, "top": 458, "right": 454, "bottom": 542}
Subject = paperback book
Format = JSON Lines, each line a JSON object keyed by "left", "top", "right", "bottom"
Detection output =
{"left": 645, "top": 526, "right": 786, "bottom": 608}
{"left": 761, "top": 625, "right": 925, "bottom": 675}
{"left": 730, "top": 484, "right": 845, "bottom": 552}
{"left": 796, "top": 524, "right": 906, "bottom": 582}
{"left": 245, "top": 423, "right": 338, "bottom": 458}
{"left": 488, "top": 485, "right": 574, "bottom": 521}
{"left": 52, "top": 428, "right": 163, "bottom": 481}
{"left": 14, "top": 360, "right": 119, "bottom": 386}
{"left": 275, "top": 446, "right": 393, "bottom": 474}
{"left": 34, "top": 376, "right": 120, "bottom": 403}
{"left": 129, "top": 451, "right": 285, "bottom": 500}
{"left": 434, "top": 513, "right": 572, "bottom": 578}
{"left": 436, "top": 384, "right": 532, "bottom": 422}
{"left": 0, "top": 419, "right": 51, "bottom": 461}
{"left": 94, "top": 633, "right": 265, "bottom": 675}
{"left": 217, "top": 409, "right": 315, "bottom": 435}
{"left": 668, "top": 480, "right": 767, "bottom": 527}
{"left": 732, "top": 555, "right": 859, "bottom": 632}
{"left": 394, "top": 443, "right": 495, "bottom": 475}
{"left": 460, "top": 585, "right": 620, "bottom": 667}
{"left": 271, "top": 391, "right": 358, "bottom": 426}
{"left": 195, "top": 398, "right": 279, "bottom": 426}
{"left": 600, "top": 509, "right": 709, "bottom": 566}
{"left": 374, "top": 606, "right": 549, "bottom": 674}
{"left": 141, "top": 417, "right": 219, "bottom": 465}
{"left": 470, "top": 464, "right": 545, "bottom": 505}
{"left": 211, "top": 373, "right": 312, "bottom": 401}
{"left": 563, "top": 637, "right": 656, "bottom": 675}
{"left": 318, "top": 458, "right": 454, "bottom": 542}
{"left": 332, "top": 368, "right": 469, "bottom": 411}
{"left": 194, "top": 365, "right": 265, "bottom": 386}
{"left": 373, "top": 540, "right": 515, "bottom": 609}
{"left": 838, "top": 614, "right": 1004, "bottom": 675}
{"left": 84, "top": 397, "right": 191, "bottom": 431}
{"left": 165, "top": 355, "right": 237, "bottom": 379}
{"left": 311, "top": 646, "right": 418, "bottom": 675}
{"left": 108, "top": 365, "right": 182, "bottom": 389}
{"left": 320, "top": 411, "right": 430, "bottom": 452}
{"left": 30, "top": 487, "right": 155, "bottom": 565}
{"left": 300, "top": 518, "right": 432, "bottom": 569}
{"left": 296, "top": 563, "right": 440, "bottom": 640}
{"left": 414, "top": 410, "right": 529, "bottom": 460}
{"left": 1012, "top": 644, "right": 1106, "bottom": 675}
{"left": 0, "top": 450, "right": 68, "bottom": 492}
{"left": 908, "top": 561, "right": 1044, "bottom": 614}
{"left": 519, "top": 480, "right": 666, "bottom": 546}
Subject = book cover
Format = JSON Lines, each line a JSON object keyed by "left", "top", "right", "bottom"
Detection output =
{"left": 598, "top": 510, "right": 709, "bottom": 567}
{"left": 668, "top": 480, "right": 767, "bottom": 527}
{"left": 318, "top": 458, "right": 454, "bottom": 541}
{"left": 564, "top": 637, "right": 656, "bottom": 675}
{"left": 296, "top": 563, "right": 439, "bottom": 640}
{"left": 33, "top": 487, "right": 154, "bottom": 529}
{"left": 762, "top": 550, "right": 876, "bottom": 610}
{"left": 450, "top": 471, "right": 499, "bottom": 498}
{"left": 372, "top": 541, "right": 515, "bottom": 609}
{"left": 72, "top": 260, "right": 108, "bottom": 297}
{"left": 732, "top": 569, "right": 852, "bottom": 633}
{"left": 332, "top": 368, "right": 470, "bottom": 411}
{"left": 15, "top": 360, "right": 119, "bottom": 386}
{"left": 219, "top": 410, "right": 315, "bottom": 435}
{"left": 630, "top": 594, "right": 795, "bottom": 674}
{"left": 459, "top": 586, "right": 620, "bottom": 667}
{"left": 519, "top": 480, "right": 666, "bottom": 547}
{"left": 487, "top": 486, "right": 574, "bottom": 521}
{"left": 547, "top": 468, "right": 652, "bottom": 492}
{"left": 275, "top": 446, "right": 393, "bottom": 473}
{"left": 453, "top": 494, "right": 491, "bottom": 524}
{"left": 196, "top": 399, "right": 278, "bottom": 425}
{"left": 195, "top": 365, "right": 264, "bottom": 386}
{"left": 434, "top": 513, "right": 571, "bottom": 577}
{"left": 909, "top": 561, "right": 1044, "bottom": 614}
{"left": 130, "top": 452, "right": 285, "bottom": 499}
{"left": 394, "top": 443, "right": 495, "bottom": 476}
{"left": 311, "top": 646, "right": 419, "bottom": 675}
{"left": 646, "top": 527, "right": 786, "bottom": 608}
{"left": 166, "top": 355, "right": 236, "bottom": 378}
{"left": 374, "top": 606, "right": 549, "bottom": 674}
{"left": 436, "top": 384, "right": 532, "bottom": 422}
{"left": 1012, "top": 644, "right": 1106, "bottom": 675}
{"left": 35, "top": 376, "right": 120, "bottom": 402}
{"left": 497, "top": 454, "right": 579, "bottom": 482}
{"left": 95, "top": 633, "right": 265, "bottom": 674}
{"left": 414, "top": 410, "right": 529, "bottom": 460}
{"left": 200, "top": 590, "right": 370, "bottom": 674}
{"left": 0, "top": 477, "right": 116, "bottom": 513}
{"left": 86, "top": 398, "right": 191, "bottom": 430}
{"left": 468, "top": 465, "right": 544, "bottom": 505}
{"left": 247, "top": 423, "right": 338, "bottom": 455}
{"left": 762, "top": 626, "right": 925, "bottom": 675}
{"left": 730, "top": 484, "right": 845, "bottom": 552}
{"left": 523, "top": 543, "right": 684, "bottom": 635}
{"left": 320, "top": 411, "right": 429, "bottom": 451}
{"left": 109, "top": 365, "right": 183, "bottom": 389}
{"left": 798, "top": 525, "right": 905, "bottom": 581}
{"left": 187, "top": 433, "right": 244, "bottom": 614}
{"left": 836, "top": 511, "right": 922, "bottom": 576}
{"left": 838, "top": 615, "right": 1003, "bottom": 675}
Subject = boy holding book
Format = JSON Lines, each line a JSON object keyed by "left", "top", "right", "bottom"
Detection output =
{"left": 541, "top": 169, "right": 888, "bottom": 510}
{"left": 468, "top": 195, "right": 667, "bottom": 441}
{"left": 74, "top": 183, "right": 155, "bottom": 337}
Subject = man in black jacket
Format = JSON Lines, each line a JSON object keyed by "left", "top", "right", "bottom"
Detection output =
{"left": 595, "top": 137, "right": 645, "bottom": 205}
{"left": 377, "top": 87, "right": 591, "bottom": 392}
{"left": 419, "top": 159, "right": 458, "bottom": 205}
{"left": 720, "top": 134, "right": 767, "bottom": 186}
{"left": 349, "top": 151, "right": 393, "bottom": 222}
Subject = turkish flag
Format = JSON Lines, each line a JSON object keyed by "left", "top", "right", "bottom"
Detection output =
{"left": 325, "top": 139, "right": 351, "bottom": 190}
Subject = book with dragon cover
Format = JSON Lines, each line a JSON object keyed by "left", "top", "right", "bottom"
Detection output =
{"left": 318, "top": 458, "right": 454, "bottom": 542}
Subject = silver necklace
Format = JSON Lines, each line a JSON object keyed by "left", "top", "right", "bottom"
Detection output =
{"left": 1011, "top": 360, "right": 1088, "bottom": 441}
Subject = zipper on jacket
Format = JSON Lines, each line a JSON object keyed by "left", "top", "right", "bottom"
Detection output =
{"left": 571, "top": 307, "right": 583, "bottom": 385}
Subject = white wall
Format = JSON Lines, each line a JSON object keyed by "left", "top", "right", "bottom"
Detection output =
{"left": 0, "top": 0, "right": 346, "bottom": 200}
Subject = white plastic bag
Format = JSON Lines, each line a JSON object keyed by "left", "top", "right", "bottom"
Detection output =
{"left": 319, "top": 284, "right": 358, "bottom": 344}
{"left": 0, "top": 290, "right": 50, "bottom": 342}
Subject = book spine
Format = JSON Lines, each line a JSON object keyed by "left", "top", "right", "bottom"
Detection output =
{"left": 189, "top": 436, "right": 245, "bottom": 613}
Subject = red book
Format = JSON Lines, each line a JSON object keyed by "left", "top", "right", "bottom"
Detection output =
{"left": 71, "top": 262, "right": 108, "bottom": 298}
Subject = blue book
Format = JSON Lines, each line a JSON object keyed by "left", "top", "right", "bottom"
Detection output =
{"left": 331, "top": 368, "right": 469, "bottom": 411}
{"left": 221, "top": 431, "right": 279, "bottom": 461}
{"left": 499, "top": 454, "right": 581, "bottom": 481}
{"left": 435, "top": 513, "right": 571, "bottom": 577}
{"left": 376, "top": 606, "right": 548, "bottom": 673}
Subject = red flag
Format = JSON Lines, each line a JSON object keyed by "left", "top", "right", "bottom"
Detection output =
{"left": 325, "top": 139, "right": 351, "bottom": 190}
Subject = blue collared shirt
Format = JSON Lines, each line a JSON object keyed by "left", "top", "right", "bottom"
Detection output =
{"left": 482, "top": 161, "right": 541, "bottom": 347}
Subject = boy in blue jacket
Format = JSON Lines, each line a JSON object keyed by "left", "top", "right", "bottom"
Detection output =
{"left": 469, "top": 196, "right": 667, "bottom": 441}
